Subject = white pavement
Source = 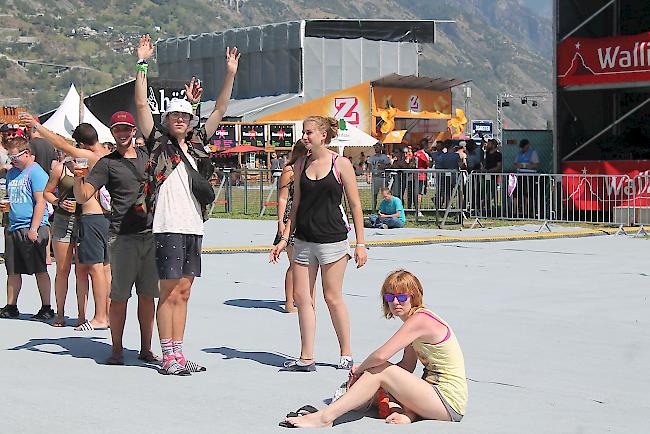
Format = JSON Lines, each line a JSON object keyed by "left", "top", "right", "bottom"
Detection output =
{"left": 1, "top": 223, "right": 648, "bottom": 433}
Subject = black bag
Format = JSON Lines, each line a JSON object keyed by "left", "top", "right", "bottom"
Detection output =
{"left": 177, "top": 146, "right": 216, "bottom": 207}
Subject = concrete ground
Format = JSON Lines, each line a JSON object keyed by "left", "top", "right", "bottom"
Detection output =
{"left": 1, "top": 221, "right": 648, "bottom": 433}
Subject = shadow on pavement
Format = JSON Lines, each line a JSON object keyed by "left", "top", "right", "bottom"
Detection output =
{"left": 8, "top": 337, "right": 157, "bottom": 369}
{"left": 203, "top": 346, "right": 291, "bottom": 367}
{"left": 203, "top": 346, "right": 339, "bottom": 370}
{"left": 223, "top": 298, "right": 287, "bottom": 313}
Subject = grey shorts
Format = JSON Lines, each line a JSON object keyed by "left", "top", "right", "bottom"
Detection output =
{"left": 50, "top": 212, "right": 78, "bottom": 243}
{"left": 108, "top": 233, "right": 159, "bottom": 301}
{"left": 433, "top": 386, "right": 463, "bottom": 422}
{"left": 4, "top": 226, "right": 49, "bottom": 275}
{"left": 76, "top": 214, "right": 110, "bottom": 264}
{"left": 293, "top": 238, "right": 351, "bottom": 266}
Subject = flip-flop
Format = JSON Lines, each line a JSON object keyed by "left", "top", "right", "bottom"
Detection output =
{"left": 74, "top": 320, "right": 109, "bottom": 331}
{"left": 280, "top": 405, "right": 318, "bottom": 426}
{"left": 138, "top": 352, "right": 162, "bottom": 363}
{"left": 285, "top": 405, "right": 319, "bottom": 418}
{"left": 106, "top": 355, "right": 124, "bottom": 365}
{"left": 52, "top": 318, "right": 65, "bottom": 328}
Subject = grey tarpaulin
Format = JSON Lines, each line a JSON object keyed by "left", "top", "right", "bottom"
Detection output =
{"left": 156, "top": 20, "right": 434, "bottom": 102}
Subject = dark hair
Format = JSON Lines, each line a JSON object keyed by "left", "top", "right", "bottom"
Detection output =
{"left": 72, "top": 123, "right": 99, "bottom": 146}
{"left": 519, "top": 139, "right": 530, "bottom": 148}
{"left": 466, "top": 139, "right": 478, "bottom": 153}
{"left": 287, "top": 139, "right": 308, "bottom": 166}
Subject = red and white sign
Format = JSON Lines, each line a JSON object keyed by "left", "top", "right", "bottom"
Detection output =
{"left": 334, "top": 97, "right": 360, "bottom": 125}
{"left": 562, "top": 161, "right": 650, "bottom": 209}
{"left": 558, "top": 32, "right": 650, "bottom": 87}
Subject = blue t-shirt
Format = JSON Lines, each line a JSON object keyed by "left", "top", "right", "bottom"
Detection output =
{"left": 379, "top": 196, "right": 406, "bottom": 223}
{"left": 6, "top": 162, "right": 49, "bottom": 232}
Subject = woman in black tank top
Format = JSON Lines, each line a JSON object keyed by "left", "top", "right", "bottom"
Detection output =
{"left": 271, "top": 115, "right": 367, "bottom": 372}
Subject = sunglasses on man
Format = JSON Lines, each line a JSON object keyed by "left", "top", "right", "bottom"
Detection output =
{"left": 8, "top": 150, "right": 28, "bottom": 162}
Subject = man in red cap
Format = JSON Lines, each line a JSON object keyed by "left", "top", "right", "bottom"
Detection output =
{"left": 72, "top": 111, "right": 160, "bottom": 365}
{"left": 20, "top": 113, "right": 111, "bottom": 331}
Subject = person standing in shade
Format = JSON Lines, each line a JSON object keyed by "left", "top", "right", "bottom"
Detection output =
{"left": 513, "top": 139, "right": 540, "bottom": 217}
{"left": 0, "top": 137, "right": 52, "bottom": 320}
{"left": 270, "top": 115, "right": 368, "bottom": 372}
{"left": 368, "top": 144, "right": 390, "bottom": 211}
{"left": 135, "top": 34, "right": 240, "bottom": 375}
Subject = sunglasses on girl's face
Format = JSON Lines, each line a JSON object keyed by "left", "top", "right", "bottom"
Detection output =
{"left": 384, "top": 293, "right": 409, "bottom": 303}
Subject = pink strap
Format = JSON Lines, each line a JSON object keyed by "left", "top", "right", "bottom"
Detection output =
{"left": 416, "top": 310, "right": 451, "bottom": 345}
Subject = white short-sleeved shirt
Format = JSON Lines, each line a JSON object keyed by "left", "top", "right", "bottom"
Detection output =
{"left": 153, "top": 148, "right": 203, "bottom": 235}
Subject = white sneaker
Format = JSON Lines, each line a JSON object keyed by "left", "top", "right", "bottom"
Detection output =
{"left": 417, "top": 211, "right": 424, "bottom": 217}
{"left": 338, "top": 355, "right": 354, "bottom": 370}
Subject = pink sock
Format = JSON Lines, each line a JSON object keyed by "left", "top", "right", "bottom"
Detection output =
{"left": 173, "top": 340, "right": 185, "bottom": 365}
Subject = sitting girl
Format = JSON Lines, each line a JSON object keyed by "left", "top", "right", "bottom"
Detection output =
{"left": 282, "top": 269, "right": 467, "bottom": 427}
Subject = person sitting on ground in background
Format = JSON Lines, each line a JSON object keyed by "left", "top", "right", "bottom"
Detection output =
{"left": 281, "top": 269, "right": 467, "bottom": 428}
{"left": 274, "top": 139, "right": 308, "bottom": 313}
{"left": 366, "top": 187, "right": 406, "bottom": 229}
{"left": 0, "top": 137, "right": 53, "bottom": 320}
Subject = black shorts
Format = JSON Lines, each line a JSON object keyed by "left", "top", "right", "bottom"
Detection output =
{"left": 4, "top": 226, "right": 49, "bottom": 275}
{"left": 417, "top": 178, "right": 428, "bottom": 195}
{"left": 155, "top": 233, "right": 202, "bottom": 280}
{"left": 76, "top": 214, "right": 110, "bottom": 264}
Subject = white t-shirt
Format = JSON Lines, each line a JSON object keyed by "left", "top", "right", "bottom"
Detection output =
{"left": 153, "top": 149, "right": 204, "bottom": 235}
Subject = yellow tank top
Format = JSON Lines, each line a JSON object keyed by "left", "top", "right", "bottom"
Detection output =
{"left": 410, "top": 307, "right": 468, "bottom": 415}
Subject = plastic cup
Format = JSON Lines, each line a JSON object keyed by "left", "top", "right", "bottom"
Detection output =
{"left": 0, "top": 199, "right": 10, "bottom": 213}
{"left": 75, "top": 158, "right": 89, "bottom": 176}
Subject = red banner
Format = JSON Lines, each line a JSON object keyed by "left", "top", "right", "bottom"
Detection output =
{"left": 558, "top": 32, "right": 650, "bottom": 87}
{"left": 561, "top": 161, "right": 650, "bottom": 209}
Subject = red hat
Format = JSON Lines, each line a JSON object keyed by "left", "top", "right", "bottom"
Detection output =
{"left": 110, "top": 111, "right": 136, "bottom": 128}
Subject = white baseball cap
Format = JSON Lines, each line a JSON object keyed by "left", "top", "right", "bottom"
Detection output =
{"left": 161, "top": 98, "right": 198, "bottom": 128}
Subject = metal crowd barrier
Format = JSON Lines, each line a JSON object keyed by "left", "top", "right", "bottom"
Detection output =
{"left": 466, "top": 172, "right": 648, "bottom": 232}
{"left": 383, "top": 169, "right": 468, "bottom": 226}
{"left": 209, "top": 168, "right": 281, "bottom": 217}
{"left": 205, "top": 167, "right": 649, "bottom": 233}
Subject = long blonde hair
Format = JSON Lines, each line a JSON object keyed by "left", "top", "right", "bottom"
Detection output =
{"left": 304, "top": 116, "right": 339, "bottom": 145}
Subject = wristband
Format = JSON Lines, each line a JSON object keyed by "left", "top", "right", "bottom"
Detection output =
{"left": 29, "top": 228, "right": 38, "bottom": 233}
{"left": 280, "top": 236, "right": 289, "bottom": 243}
{"left": 355, "top": 243, "right": 366, "bottom": 248}
{"left": 137, "top": 59, "right": 148, "bottom": 65}
{"left": 191, "top": 103, "right": 199, "bottom": 110}
{"left": 136, "top": 63, "right": 149, "bottom": 75}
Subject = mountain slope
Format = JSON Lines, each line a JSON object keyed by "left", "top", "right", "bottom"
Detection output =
{"left": 0, "top": 0, "right": 553, "bottom": 130}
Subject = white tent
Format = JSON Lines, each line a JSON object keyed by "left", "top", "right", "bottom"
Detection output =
{"left": 43, "top": 84, "right": 114, "bottom": 143}
{"left": 328, "top": 124, "right": 378, "bottom": 156}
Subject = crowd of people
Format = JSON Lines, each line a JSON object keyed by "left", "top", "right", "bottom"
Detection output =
{"left": 0, "top": 35, "right": 468, "bottom": 427}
